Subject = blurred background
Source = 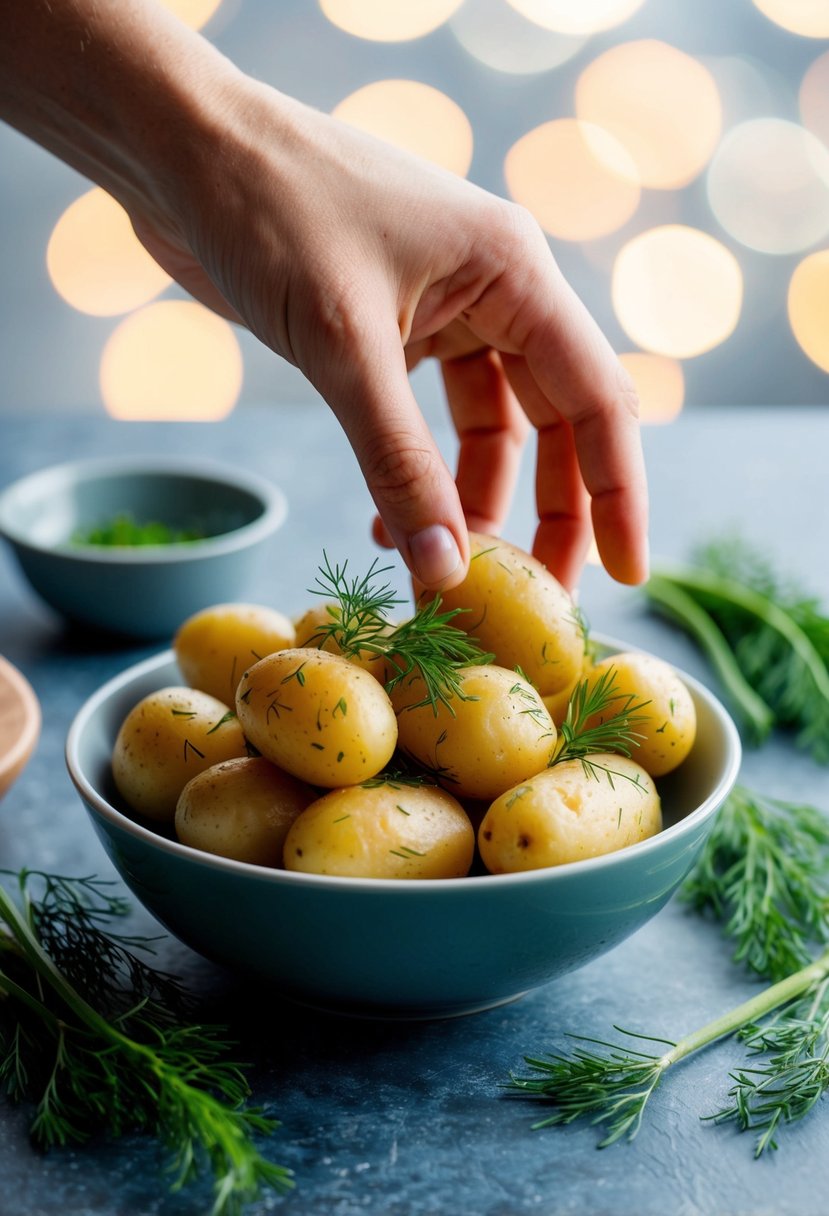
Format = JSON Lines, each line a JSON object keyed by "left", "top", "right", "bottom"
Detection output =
{"left": 1, "top": 0, "right": 828, "bottom": 424}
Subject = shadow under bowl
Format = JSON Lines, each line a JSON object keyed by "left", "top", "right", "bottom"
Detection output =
{"left": 0, "top": 456, "right": 287, "bottom": 639}
{"left": 65, "top": 639, "right": 741, "bottom": 1019}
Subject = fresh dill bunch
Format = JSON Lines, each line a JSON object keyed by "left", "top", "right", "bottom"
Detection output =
{"left": 505, "top": 947, "right": 829, "bottom": 1155}
{"left": 310, "top": 552, "right": 492, "bottom": 712}
{"left": 0, "top": 870, "right": 292, "bottom": 1214}
{"left": 682, "top": 787, "right": 829, "bottom": 983}
{"left": 644, "top": 538, "right": 829, "bottom": 760}
{"left": 551, "top": 667, "right": 651, "bottom": 782}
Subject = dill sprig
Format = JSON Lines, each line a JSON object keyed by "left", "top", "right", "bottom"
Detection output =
{"left": 310, "top": 553, "right": 491, "bottom": 712}
{"left": 506, "top": 787, "right": 829, "bottom": 1155}
{"left": 682, "top": 786, "right": 829, "bottom": 983}
{"left": 707, "top": 976, "right": 829, "bottom": 1155}
{"left": 0, "top": 870, "right": 291, "bottom": 1214}
{"left": 551, "top": 667, "right": 651, "bottom": 780}
{"left": 506, "top": 947, "right": 829, "bottom": 1154}
{"left": 644, "top": 538, "right": 829, "bottom": 759}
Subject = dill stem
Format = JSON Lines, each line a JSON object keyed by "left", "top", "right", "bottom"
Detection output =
{"left": 645, "top": 574, "right": 774, "bottom": 741}
{"left": 650, "top": 564, "right": 829, "bottom": 707}
{"left": 659, "top": 947, "right": 829, "bottom": 1071}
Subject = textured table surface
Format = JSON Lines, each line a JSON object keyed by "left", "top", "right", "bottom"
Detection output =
{"left": 1, "top": 402, "right": 828, "bottom": 1216}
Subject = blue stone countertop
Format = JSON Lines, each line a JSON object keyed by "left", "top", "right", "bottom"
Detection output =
{"left": 1, "top": 403, "right": 828, "bottom": 1216}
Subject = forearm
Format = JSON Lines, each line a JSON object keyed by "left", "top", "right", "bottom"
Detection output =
{"left": 0, "top": 0, "right": 246, "bottom": 224}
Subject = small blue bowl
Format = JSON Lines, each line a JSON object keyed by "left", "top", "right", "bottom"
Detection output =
{"left": 65, "top": 639, "right": 742, "bottom": 1019}
{"left": 0, "top": 457, "right": 286, "bottom": 639}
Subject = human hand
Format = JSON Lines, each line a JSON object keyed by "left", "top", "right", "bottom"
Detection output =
{"left": 134, "top": 78, "right": 647, "bottom": 593}
{"left": 0, "top": 0, "right": 646, "bottom": 593}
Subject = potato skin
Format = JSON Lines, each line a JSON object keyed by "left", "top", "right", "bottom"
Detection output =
{"left": 430, "top": 533, "right": 585, "bottom": 698}
{"left": 293, "top": 601, "right": 390, "bottom": 683}
{"left": 587, "top": 652, "right": 697, "bottom": 777}
{"left": 478, "top": 755, "right": 661, "bottom": 873}
{"left": 112, "top": 686, "right": 247, "bottom": 823}
{"left": 235, "top": 647, "right": 398, "bottom": 787}
{"left": 175, "top": 756, "right": 316, "bottom": 866}
{"left": 283, "top": 781, "right": 475, "bottom": 878}
{"left": 393, "top": 664, "right": 556, "bottom": 801}
{"left": 174, "top": 602, "right": 295, "bottom": 704}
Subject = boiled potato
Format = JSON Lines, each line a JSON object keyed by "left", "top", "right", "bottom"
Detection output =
{"left": 235, "top": 647, "right": 397, "bottom": 787}
{"left": 478, "top": 754, "right": 661, "bottom": 873}
{"left": 175, "top": 756, "right": 316, "bottom": 866}
{"left": 293, "top": 601, "right": 390, "bottom": 683}
{"left": 112, "top": 686, "right": 247, "bottom": 822}
{"left": 586, "top": 651, "right": 696, "bottom": 777}
{"left": 283, "top": 780, "right": 474, "bottom": 878}
{"left": 174, "top": 602, "right": 295, "bottom": 703}
{"left": 393, "top": 664, "right": 556, "bottom": 801}
{"left": 430, "top": 533, "right": 585, "bottom": 698}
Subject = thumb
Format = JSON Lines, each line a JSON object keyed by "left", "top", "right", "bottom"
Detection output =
{"left": 315, "top": 318, "right": 469, "bottom": 591}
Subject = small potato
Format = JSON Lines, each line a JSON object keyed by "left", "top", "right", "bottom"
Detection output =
{"left": 429, "top": 533, "right": 585, "bottom": 698}
{"left": 283, "top": 781, "right": 474, "bottom": 879}
{"left": 293, "top": 601, "right": 390, "bottom": 683}
{"left": 235, "top": 647, "right": 397, "bottom": 787}
{"left": 479, "top": 755, "right": 661, "bottom": 873}
{"left": 174, "top": 603, "right": 295, "bottom": 703}
{"left": 393, "top": 664, "right": 556, "bottom": 802}
{"left": 112, "top": 686, "right": 247, "bottom": 823}
{"left": 175, "top": 756, "right": 316, "bottom": 866}
{"left": 587, "top": 652, "right": 697, "bottom": 777}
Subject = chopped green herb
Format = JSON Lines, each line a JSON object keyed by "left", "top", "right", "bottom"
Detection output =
{"left": 71, "top": 514, "right": 205, "bottom": 547}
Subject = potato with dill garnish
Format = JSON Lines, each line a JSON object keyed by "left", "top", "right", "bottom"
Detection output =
{"left": 283, "top": 779, "right": 475, "bottom": 878}
{"left": 112, "top": 687, "right": 247, "bottom": 822}
{"left": 584, "top": 652, "right": 696, "bottom": 777}
{"left": 293, "top": 600, "right": 390, "bottom": 683}
{"left": 478, "top": 756, "right": 661, "bottom": 873}
{"left": 174, "top": 602, "right": 295, "bottom": 704}
{"left": 235, "top": 647, "right": 397, "bottom": 787}
{"left": 175, "top": 756, "right": 316, "bottom": 866}
{"left": 392, "top": 664, "right": 557, "bottom": 801}
{"left": 423, "top": 532, "right": 585, "bottom": 701}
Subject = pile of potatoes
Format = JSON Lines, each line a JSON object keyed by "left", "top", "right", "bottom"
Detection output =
{"left": 111, "top": 533, "right": 697, "bottom": 879}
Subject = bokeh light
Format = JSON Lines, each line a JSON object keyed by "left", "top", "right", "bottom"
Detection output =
{"left": 800, "top": 50, "right": 829, "bottom": 148}
{"left": 332, "top": 80, "right": 473, "bottom": 175}
{"left": 100, "top": 301, "right": 243, "bottom": 421}
{"left": 618, "top": 352, "right": 685, "bottom": 423}
{"left": 788, "top": 250, "right": 829, "bottom": 374}
{"left": 450, "top": 0, "right": 586, "bottom": 75}
{"left": 320, "top": 0, "right": 463, "bottom": 41}
{"left": 505, "top": 0, "right": 645, "bottom": 35}
{"left": 752, "top": 0, "right": 829, "bottom": 38}
{"left": 159, "top": 0, "right": 224, "bottom": 29}
{"left": 576, "top": 41, "right": 722, "bottom": 189}
{"left": 46, "top": 188, "right": 171, "bottom": 317}
{"left": 612, "top": 225, "right": 743, "bottom": 358}
{"left": 706, "top": 118, "right": 829, "bottom": 255}
{"left": 504, "top": 119, "right": 640, "bottom": 240}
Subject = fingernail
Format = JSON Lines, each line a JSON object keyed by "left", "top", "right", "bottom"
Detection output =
{"left": 410, "top": 525, "right": 462, "bottom": 588}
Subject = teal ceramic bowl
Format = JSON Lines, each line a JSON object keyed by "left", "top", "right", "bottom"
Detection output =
{"left": 0, "top": 457, "right": 286, "bottom": 639}
{"left": 66, "top": 640, "right": 741, "bottom": 1019}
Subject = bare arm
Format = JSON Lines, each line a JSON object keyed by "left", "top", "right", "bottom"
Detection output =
{"left": 0, "top": 0, "right": 649, "bottom": 591}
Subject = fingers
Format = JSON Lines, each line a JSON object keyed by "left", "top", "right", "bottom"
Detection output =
{"left": 466, "top": 217, "right": 649, "bottom": 586}
{"left": 442, "top": 347, "right": 530, "bottom": 536}
{"left": 313, "top": 311, "right": 470, "bottom": 592}
{"left": 501, "top": 355, "right": 591, "bottom": 591}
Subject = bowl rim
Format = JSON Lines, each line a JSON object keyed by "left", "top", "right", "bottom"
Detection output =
{"left": 0, "top": 456, "right": 287, "bottom": 565}
{"left": 65, "top": 638, "right": 743, "bottom": 894}
{"left": 0, "top": 655, "right": 41, "bottom": 789}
